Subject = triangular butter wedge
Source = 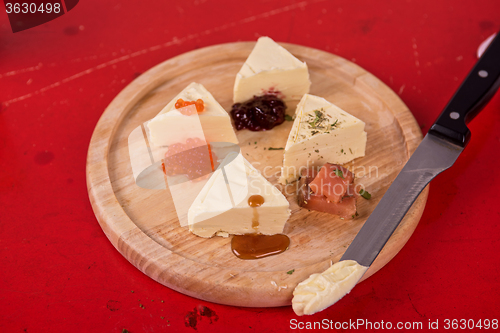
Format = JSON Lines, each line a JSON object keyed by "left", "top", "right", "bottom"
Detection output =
{"left": 147, "top": 82, "right": 238, "bottom": 147}
{"left": 188, "top": 152, "right": 291, "bottom": 238}
{"left": 233, "top": 36, "right": 311, "bottom": 103}
{"left": 279, "top": 94, "right": 367, "bottom": 184}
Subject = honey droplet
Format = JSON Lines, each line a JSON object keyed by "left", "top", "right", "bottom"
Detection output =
{"left": 248, "top": 195, "right": 264, "bottom": 207}
{"left": 248, "top": 195, "right": 264, "bottom": 231}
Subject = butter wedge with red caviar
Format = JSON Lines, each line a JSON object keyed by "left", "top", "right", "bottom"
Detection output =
{"left": 147, "top": 82, "right": 238, "bottom": 147}
{"left": 279, "top": 94, "right": 367, "bottom": 185}
{"left": 233, "top": 36, "right": 311, "bottom": 103}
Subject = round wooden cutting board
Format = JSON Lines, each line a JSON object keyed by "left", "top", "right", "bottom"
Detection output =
{"left": 86, "top": 42, "right": 428, "bottom": 307}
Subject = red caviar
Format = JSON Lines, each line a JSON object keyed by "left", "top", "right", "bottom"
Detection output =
{"left": 175, "top": 98, "right": 205, "bottom": 113}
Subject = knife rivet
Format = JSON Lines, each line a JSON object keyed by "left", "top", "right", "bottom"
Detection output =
{"left": 478, "top": 70, "right": 488, "bottom": 78}
{"left": 449, "top": 112, "right": 460, "bottom": 120}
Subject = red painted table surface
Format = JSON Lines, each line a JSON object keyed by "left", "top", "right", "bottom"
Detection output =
{"left": 1, "top": 1, "right": 499, "bottom": 332}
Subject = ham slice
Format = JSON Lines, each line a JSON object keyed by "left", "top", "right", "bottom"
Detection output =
{"left": 308, "top": 164, "right": 354, "bottom": 203}
{"left": 298, "top": 165, "right": 357, "bottom": 219}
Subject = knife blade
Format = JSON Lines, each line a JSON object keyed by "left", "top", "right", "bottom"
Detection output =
{"left": 341, "top": 134, "right": 462, "bottom": 266}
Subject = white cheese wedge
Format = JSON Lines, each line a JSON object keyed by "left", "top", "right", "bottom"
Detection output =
{"left": 147, "top": 82, "right": 238, "bottom": 147}
{"left": 233, "top": 36, "right": 311, "bottom": 103}
{"left": 279, "top": 94, "right": 367, "bottom": 184}
{"left": 292, "top": 260, "right": 368, "bottom": 316}
{"left": 188, "top": 152, "right": 291, "bottom": 238}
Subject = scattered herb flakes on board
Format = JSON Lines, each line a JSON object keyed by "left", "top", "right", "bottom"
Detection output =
{"left": 359, "top": 189, "right": 371, "bottom": 199}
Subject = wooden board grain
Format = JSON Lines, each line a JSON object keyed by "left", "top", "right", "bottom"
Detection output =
{"left": 86, "top": 42, "right": 428, "bottom": 307}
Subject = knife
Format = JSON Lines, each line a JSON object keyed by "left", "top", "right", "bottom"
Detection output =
{"left": 292, "top": 33, "right": 500, "bottom": 316}
{"left": 341, "top": 32, "right": 500, "bottom": 267}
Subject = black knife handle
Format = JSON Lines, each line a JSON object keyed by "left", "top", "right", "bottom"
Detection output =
{"left": 429, "top": 32, "right": 500, "bottom": 147}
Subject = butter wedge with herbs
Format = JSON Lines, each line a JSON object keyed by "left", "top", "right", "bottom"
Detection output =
{"left": 279, "top": 94, "right": 367, "bottom": 185}
{"left": 147, "top": 82, "right": 238, "bottom": 147}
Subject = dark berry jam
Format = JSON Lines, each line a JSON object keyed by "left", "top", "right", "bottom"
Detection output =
{"left": 163, "top": 138, "right": 217, "bottom": 180}
{"left": 230, "top": 94, "right": 287, "bottom": 131}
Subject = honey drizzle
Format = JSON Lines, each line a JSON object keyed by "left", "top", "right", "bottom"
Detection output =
{"left": 231, "top": 194, "right": 290, "bottom": 260}
{"left": 231, "top": 234, "right": 290, "bottom": 260}
{"left": 248, "top": 195, "right": 264, "bottom": 231}
{"left": 252, "top": 209, "right": 259, "bottom": 230}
